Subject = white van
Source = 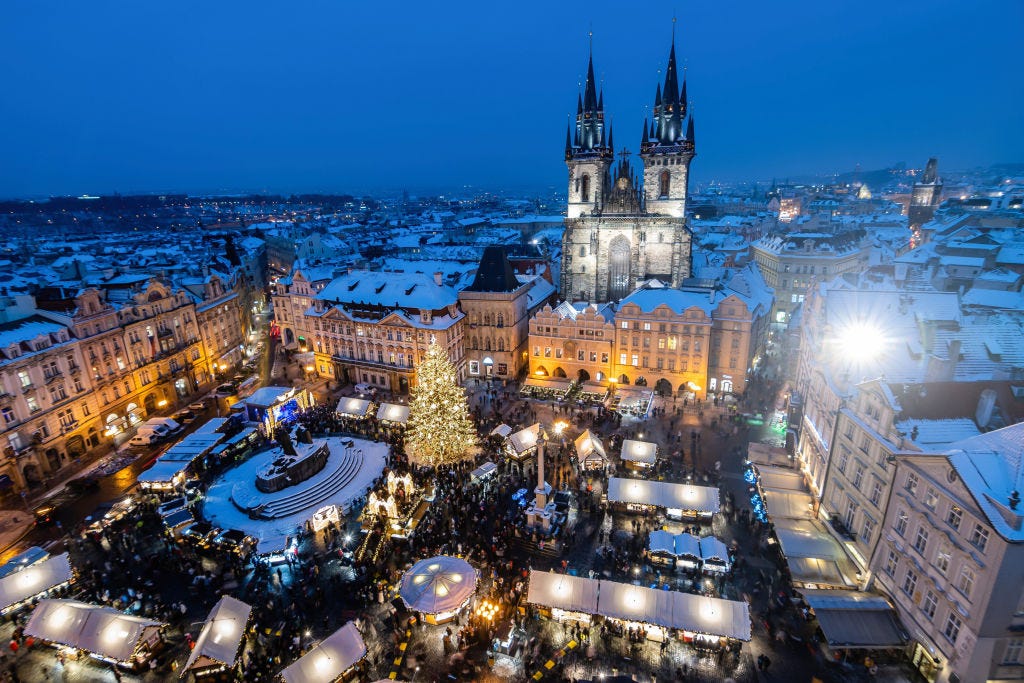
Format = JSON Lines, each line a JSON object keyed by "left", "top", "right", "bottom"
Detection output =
{"left": 145, "top": 417, "right": 182, "bottom": 435}
{"left": 129, "top": 433, "right": 159, "bottom": 447}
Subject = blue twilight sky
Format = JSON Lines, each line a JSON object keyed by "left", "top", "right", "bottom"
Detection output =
{"left": 1, "top": 0, "right": 1022, "bottom": 198}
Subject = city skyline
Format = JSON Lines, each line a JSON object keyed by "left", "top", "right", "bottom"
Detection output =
{"left": 2, "top": 0, "right": 1022, "bottom": 199}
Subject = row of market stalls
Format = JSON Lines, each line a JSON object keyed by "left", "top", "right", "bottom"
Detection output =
{"left": 607, "top": 477, "right": 720, "bottom": 521}
{"left": 648, "top": 531, "right": 731, "bottom": 573}
{"left": 527, "top": 570, "right": 750, "bottom": 649}
{"left": 336, "top": 396, "right": 410, "bottom": 425}
{"left": 519, "top": 377, "right": 655, "bottom": 417}
{"left": 138, "top": 418, "right": 234, "bottom": 493}
{"left": 745, "top": 444, "right": 908, "bottom": 656}
{"left": 0, "top": 551, "right": 73, "bottom": 615}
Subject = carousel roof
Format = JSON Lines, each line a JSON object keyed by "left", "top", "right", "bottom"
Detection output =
{"left": 399, "top": 556, "right": 478, "bottom": 615}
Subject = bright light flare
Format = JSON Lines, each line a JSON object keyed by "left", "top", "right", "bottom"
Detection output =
{"left": 835, "top": 322, "right": 887, "bottom": 362}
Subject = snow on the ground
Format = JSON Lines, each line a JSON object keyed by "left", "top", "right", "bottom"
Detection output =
{"left": 201, "top": 436, "right": 387, "bottom": 554}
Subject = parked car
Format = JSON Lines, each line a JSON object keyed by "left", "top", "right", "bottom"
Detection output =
{"left": 215, "top": 383, "right": 237, "bottom": 397}
{"left": 33, "top": 489, "right": 78, "bottom": 525}
{"left": 128, "top": 433, "right": 160, "bottom": 448}
{"left": 172, "top": 409, "right": 197, "bottom": 425}
{"left": 188, "top": 400, "right": 208, "bottom": 412}
{"left": 65, "top": 476, "right": 100, "bottom": 494}
{"left": 353, "top": 382, "right": 372, "bottom": 394}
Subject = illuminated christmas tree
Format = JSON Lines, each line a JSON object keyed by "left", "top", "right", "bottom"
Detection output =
{"left": 405, "top": 341, "right": 478, "bottom": 468}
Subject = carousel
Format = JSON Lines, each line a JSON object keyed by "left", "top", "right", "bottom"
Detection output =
{"left": 398, "top": 556, "right": 478, "bottom": 625}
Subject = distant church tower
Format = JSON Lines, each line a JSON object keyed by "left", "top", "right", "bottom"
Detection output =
{"left": 560, "top": 36, "right": 694, "bottom": 303}
{"left": 909, "top": 157, "right": 943, "bottom": 229}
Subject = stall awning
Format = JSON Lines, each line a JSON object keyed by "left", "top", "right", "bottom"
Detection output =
{"left": 761, "top": 489, "right": 815, "bottom": 520}
{"left": 746, "top": 442, "right": 791, "bottom": 468}
{"left": 279, "top": 622, "right": 366, "bottom": 683}
{"left": 183, "top": 596, "right": 251, "bottom": 674}
{"left": 756, "top": 466, "right": 806, "bottom": 492}
{"left": 376, "top": 403, "right": 409, "bottom": 424}
{"left": 526, "top": 571, "right": 750, "bottom": 641}
{"left": 773, "top": 518, "right": 857, "bottom": 588}
{"left": 522, "top": 377, "right": 574, "bottom": 394}
{"left": 138, "top": 460, "right": 189, "bottom": 486}
{"left": 490, "top": 424, "right": 512, "bottom": 438}
{"left": 336, "top": 397, "right": 371, "bottom": 418}
{"left": 526, "top": 571, "right": 600, "bottom": 615}
{"left": 0, "top": 547, "right": 50, "bottom": 579}
{"left": 698, "top": 536, "right": 730, "bottom": 563}
{"left": 620, "top": 440, "right": 657, "bottom": 464}
{"left": 25, "top": 599, "right": 164, "bottom": 663}
{"left": 803, "top": 590, "right": 906, "bottom": 649}
{"left": 574, "top": 431, "right": 607, "bottom": 462}
{"left": 0, "top": 554, "right": 73, "bottom": 613}
{"left": 607, "top": 478, "right": 720, "bottom": 513}
{"left": 507, "top": 423, "right": 546, "bottom": 457}
{"left": 470, "top": 462, "right": 497, "bottom": 481}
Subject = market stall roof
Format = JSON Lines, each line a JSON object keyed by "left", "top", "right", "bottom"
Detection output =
{"left": 526, "top": 571, "right": 600, "bottom": 615}
{"left": 579, "top": 381, "right": 609, "bottom": 395}
{"left": 279, "top": 622, "right": 366, "bottom": 683}
{"left": 376, "top": 403, "right": 409, "bottom": 424}
{"left": 746, "top": 442, "right": 792, "bottom": 468}
{"left": 183, "top": 595, "right": 252, "bottom": 674}
{"left": 773, "top": 518, "right": 848, "bottom": 561}
{"left": 698, "top": 536, "right": 730, "bottom": 563}
{"left": 620, "top": 440, "right": 657, "bottom": 464}
{"left": 522, "top": 376, "right": 574, "bottom": 393}
{"left": 25, "top": 599, "right": 163, "bottom": 663}
{"left": 137, "top": 460, "right": 189, "bottom": 486}
{"left": 0, "top": 547, "right": 49, "bottom": 579}
{"left": 470, "top": 461, "right": 497, "bottom": 480}
{"left": 574, "top": 431, "right": 607, "bottom": 460}
{"left": 507, "top": 423, "right": 546, "bottom": 457}
{"left": 756, "top": 466, "right": 806, "bottom": 492}
{"left": 526, "top": 571, "right": 750, "bottom": 640}
{"left": 649, "top": 530, "right": 677, "bottom": 556}
{"left": 607, "top": 478, "right": 720, "bottom": 513}
{"left": 246, "top": 386, "right": 297, "bottom": 408}
{"left": 613, "top": 385, "right": 654, "bottom": 407}
{"left": 490, "top": 424, "right": 513, "bottom": 438}
{"left": 399, "top": 556, "right": 478, "bottom": 615}
{"left": 802, "top": 590, "right": 906, "bottom": 649}
{"left": 336, "top": 397, "right": 371, "bottom": 418}
{"left": 761, "top": 489, "right": 815, "bottom": 520}
{"left": 0, "top": 553, "right": 73, "bottom": 613}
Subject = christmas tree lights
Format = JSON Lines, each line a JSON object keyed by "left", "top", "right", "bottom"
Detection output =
{"left": 405, "top": 341, "right": 478, "bottom": 468}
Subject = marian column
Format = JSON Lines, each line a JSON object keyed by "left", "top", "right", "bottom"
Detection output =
{"left": 535, "top": 437, "right": 548, "bottom": 509}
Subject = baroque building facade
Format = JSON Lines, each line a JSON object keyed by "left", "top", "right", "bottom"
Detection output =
{"left": 560, "top": 41, "right": 694, "bottom": 303}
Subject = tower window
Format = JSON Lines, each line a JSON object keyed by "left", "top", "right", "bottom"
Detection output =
{"left": 581, "top": 175, "right": 591, "bottom": 202}
{"left": 659, "top": 170, "right": 670, "bottom": 198}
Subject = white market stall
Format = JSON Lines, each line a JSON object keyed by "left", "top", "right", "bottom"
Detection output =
{"left": 183, "top": 595, "right": 252, "bottom": 678}
{"left": 574, "top": 430, "right": 608, "bottom": 470}
{"left": 0, "top": 547, "right": 49, "bottom": 579}
{"left": 376, "top": 403, "right": 409, "bottom": 425}
{"left": 620, "top": 439, "right": 658, "bottom": 470}
{"left": 648, "top": 531, "right": 702, "bottom": 570}
{"left": 607, "top": 477, "right": 720, "bottom": 519}
{"left": 698, "top": 536, "right": 732, "bottom": 574}
{"left": 470, "top": 461, "right": 498, "bottom": 482}
{"left": 772, "top": 518, "right": 858, "bottom": 588}
{"left": 25, "top": 599, "right": 164, "bottom": 666}
{"left": 526, "top": 571, "right": 750, "bottom": 646}
{"left": 0, "top": 553, "right": 74, "bottom": 615}
{"left": 490, "top": 424, "right": 513, "bottom": 438}
{"left": 611, "top": 386, "right": 654, "bottom": 418}
{"left": 505, "top": 423, "right": 547, "bottom": 461}
{"left": 520, "top": 376, "right": 574, "bottom": 399}
{"left": 526, "top": 571, "right": 600, "bottom": 623}
{"left": 399, "top": 556, "right": 478, "bottom": 624}
{"left": 336, "top": 397, "right": 372, "bottom": 419}
{"left": 279, "top": 622, "right": 366, "bottom": 683}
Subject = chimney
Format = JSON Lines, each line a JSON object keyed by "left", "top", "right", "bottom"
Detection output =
{"left": 976, "top": 388, "right": 997, "bottom": 430}
{"left": 433, "top": 272, "right": 443, "bottom": 286}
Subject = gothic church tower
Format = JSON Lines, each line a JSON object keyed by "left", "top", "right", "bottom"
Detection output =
{"left": 560, "top": 35, "right": 695, "bottom": 303}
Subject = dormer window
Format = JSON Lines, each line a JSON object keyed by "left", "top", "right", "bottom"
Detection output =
{"left": 421, "top": 311, "right": 432, "bottom": 324}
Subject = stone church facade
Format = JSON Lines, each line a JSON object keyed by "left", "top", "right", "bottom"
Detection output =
{"left": 560, "top": 38, "right": 696, "bottom": 303}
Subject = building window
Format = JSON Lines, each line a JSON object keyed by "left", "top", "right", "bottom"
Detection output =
{"left": 922, "top": 591, "right": 938, "bottom": 620}
{"left": 17, "top": 371, "right": 31, "bottom": 388}
{"left": 906, "top": 472, "right": 919, "bottom": 495}
{"left": 1, "top": 408, "right": 14, "bottom": 425}
{"left": 895, "top": 509, "right": 908, "bottom": 536}
{"left": 936, "top": 549, "right": 950, "bottom": 573}
{"left": 924, "top": 487, "right": 939, "bottom": 511}
{"left": 902, "top": 569, "right": 917, "bottom": 597}
{"left": 852, "top": 466, "right": 864, "bottom": 488}
{"left": 914, "top": 527, "right": 929, "bottom": 555}
{"left": 956, "top": 567, "right": 974, "bottom": 598}
{"left": 970, "top": 524, "right": 989, "bottom": 553}
{"left": 869, "top": 480, "right": 883, "bottom": 506}
{"left": 837, "top": 448, "right": 850, "bottom": 475}
{"left": 861, "top": 517, "right": 875, "bottom": 544}
{"left": 620, "top": 353, "right": 627, "bottom": 365}
{"left": 1004, "top": 640, "right": 1024, "bottom": 665}
{"left": 946, "top": 505, "right": 962, "bottom": 531}
{"left": 885, "top": 549, "right": 899, "bottom": 577}
{"left": 943, "top": 612, "right": 962, "bottom": 644}
{"left": 631, "top": 355, "right": 639, "bottom": 367}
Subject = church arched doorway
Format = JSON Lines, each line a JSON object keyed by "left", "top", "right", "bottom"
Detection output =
{"left": 608, "top": 236, "right": 632, "bottom": 300}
